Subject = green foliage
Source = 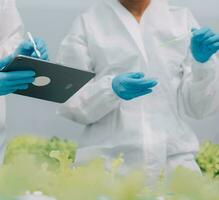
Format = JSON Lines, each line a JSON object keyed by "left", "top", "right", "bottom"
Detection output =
{"left": 4, "top": 136, "right": 77, "bottom": 170}
{"left": 161, "top": 167, "right": 219, "bottom": 200}
{"left": 0, "top": 153, "right": 146, "bottom": 200}
{"left": 196, "top": 141, "right": 219, "bottom": 178}
{"left": 0, "top": 136, "right": 147, "bottom": 200}
{"left": 1, "top": 136, "right": 219, "bottom": 200}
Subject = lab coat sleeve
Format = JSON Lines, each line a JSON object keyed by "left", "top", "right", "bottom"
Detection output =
{"left": 178, "top": 9, "right": 219, "bottom": 119}
{"left": 0, "top": 0, "right": 23, "bottom": 163}
{"left": 0, "top": 32, "right": 22, "bottom": 57}
{"left": 57, "top": 17, "right": 121, "bottom": 125}
{"left": 0, "top": 0, "right": 23, "bottom": 57}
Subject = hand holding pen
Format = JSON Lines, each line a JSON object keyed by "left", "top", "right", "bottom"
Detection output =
{"left": 12, "top": 32, "right": 48, "bottom": 60}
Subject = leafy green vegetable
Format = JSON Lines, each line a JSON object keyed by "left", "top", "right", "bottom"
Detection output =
{"left": 4, "top": 135, "right": 77, "bottom": 170}
{"left": 0, "top": 152, "right": 146, "bottom": 200}
{"left": 161, "top": 167, "right": 219, "bottom": 200}
{"left": 1, "top": 136, "right": 219, "bottom": 200}
{"left": 0, "top": 135, "right": 147, "bottom": 200}
{"left": 196, "top": 141, "right": 219, "bottom": 178}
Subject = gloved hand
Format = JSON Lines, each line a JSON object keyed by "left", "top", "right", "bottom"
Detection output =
{"left": 0, "top": 70, "right": 35, "bottom": 96}
{"left": 13, "top": 38, "right": 48, "bottom": 60}
{"left": 112, "top": 72, "right": 158, "bottom": 100}
{"left": 191, "top": 27, "right": 219, "bottom": 63}
{"left": 0, "top": 38, "right": 48, "bottom": 96}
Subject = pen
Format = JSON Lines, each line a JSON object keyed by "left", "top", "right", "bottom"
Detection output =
{"left": 27, "top": 32, "right": 41, "bottom": 58}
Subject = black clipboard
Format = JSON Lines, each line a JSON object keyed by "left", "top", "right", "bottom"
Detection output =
{"left": 2, "top": 55, "right": 95, "bottom": 103}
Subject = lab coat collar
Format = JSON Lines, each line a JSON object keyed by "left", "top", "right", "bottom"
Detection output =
{"left": 104, "top": 0, "right": 174, "bottom": 65}
{"left": 141, "top": 0, "right": 183, "bottom": 44}
{"left": 104, "top": 0, "right": 149, "bottom": 64}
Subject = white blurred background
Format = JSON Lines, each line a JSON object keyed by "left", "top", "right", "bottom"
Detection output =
{"left": 6, "top": 0, "right": 219, "bottom": 143}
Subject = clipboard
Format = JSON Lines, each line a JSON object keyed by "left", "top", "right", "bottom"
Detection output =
{"left": 2, "top": 55, "right": 95, "bottom": 103}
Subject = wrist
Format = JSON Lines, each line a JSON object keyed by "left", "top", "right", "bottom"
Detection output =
{"left": 0, "top": 54, "right": 14, "bottom": 70}
{"left": 6, "top": 54, "right": 15, "bottom": 64}
{"left": 111, "top": 77, "right": 122, "bottom": 99}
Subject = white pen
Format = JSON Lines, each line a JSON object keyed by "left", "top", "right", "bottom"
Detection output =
{"left": 27, "top": 32, "right": 41, "bottom": 58}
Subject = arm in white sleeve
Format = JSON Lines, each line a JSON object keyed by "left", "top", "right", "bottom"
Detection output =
{"left": 57, "top": 17, "right": 121, "bottom": 125}
{"left": 179, "top": 55, "right": 219, "bottom": 119}
{"left": 178, "top": 9, "right": 219, "bottom": 119}
{"left": 0, "top": 0, "right": 23, "bottom": 57}
{"left": 0, "top": 31, "right": 23, "bottom": 57}
{"left": 0, "top": 0, "right": 23, "bottom": 163}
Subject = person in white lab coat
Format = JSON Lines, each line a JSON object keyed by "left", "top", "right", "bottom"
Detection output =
{"left": 57, "top": 0, "right": 219, "bottom": 182}
{"left": 0, "top": 0, "right": 48, "bottom": 162}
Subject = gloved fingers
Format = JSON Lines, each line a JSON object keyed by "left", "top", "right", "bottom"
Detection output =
{"left": 7, "top": 84, "right": 29, "bottom": 91}
{"left": 139, "top": 79, "right": 158, "bottom": 88}
{"left": 127, "top": 89, "right": 153, "bottom": 100}
{"left": 192, "top": 27, "right": 211, "bottom": 37}
{"left": 19, "top": 40, "right": 33, "bottom": 51}
{"left": 124, "top": 78, "right": 157, "bottom": 90}
{"left": 34, "top": 38, "right": 48, "bottom": 58}
{"left": 122, "top": 78, "right": 145, "bottom": 89}
{"left": 15, "top": 84, "right": 29, "bottom": 90}
{"left": 192, "top": 28, "right": 212, "bottom": 41}
{"left": 203, "top": 35, "right": 219, "bottom": 46}
{"left": 16, "top": 38, "right": 47, "bottom": 57}
{"left": 0, "top": 89, "right": 17, "bottom": 96}
{"left": 38, "top": 48, "right": 47, "bottom": 55}
{"left": 37, "top": 46, "right": 47, "bottom": 57}
{"left": 121, "top": 72, "right": 147, "bottom": 88}
{"left": 0, "top": 84, "right": 29, "bottom": 95}
{"left": 0, "top": 71, "right": 35, "bottom": 81}
{"left": 208, "top": 42, "right": 219, "bottom": 51}
{"left": 200, "top": 31, "right": 215, "bottom": 42}
{"left": 1, "top": 77, "right": 35, "bottom": 88}
{"left": 31, "top": 49, "right": 49, "bottom": 60}
{"left": 14, "top": 40, "right": 35, "bottom": 57}
{"left": 34, "top": 38, "right": 47, "bottom": 50}
{"left": 192, "top": 28, "right": 214, "bottom": 43}
{"left": 41, "top": 52, "right": 49, "bottom": 60}
{"left": 30, "top": 52, "right": 38, "bottom": 58}
{"left": 125, "top": 72, "right": 145, "bottom": 79}
{"left": 17, "top": 41, "right": 34, "bottom": 54}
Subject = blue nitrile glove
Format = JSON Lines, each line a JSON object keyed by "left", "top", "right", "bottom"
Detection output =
{"left": 0, "top": 38, "right": 48, "bottom": 96}
{"left": 14, "top": 38, "right": 48, "bottom": 60}
{"left": 112, "top": 72, "right": 158, "bottom": 101}
{"left": 191, "top": 27, "right": 219, "bottom": 63}
{"left": 0, "top": 69, "right": 35, "bottom": 96}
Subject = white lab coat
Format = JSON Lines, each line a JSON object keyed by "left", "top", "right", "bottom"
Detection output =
{"left": 0, "top": 0, "right": 23, "bottom": 162}
{"left": 57, "top": 0, "right": 219, "bottom": 181}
